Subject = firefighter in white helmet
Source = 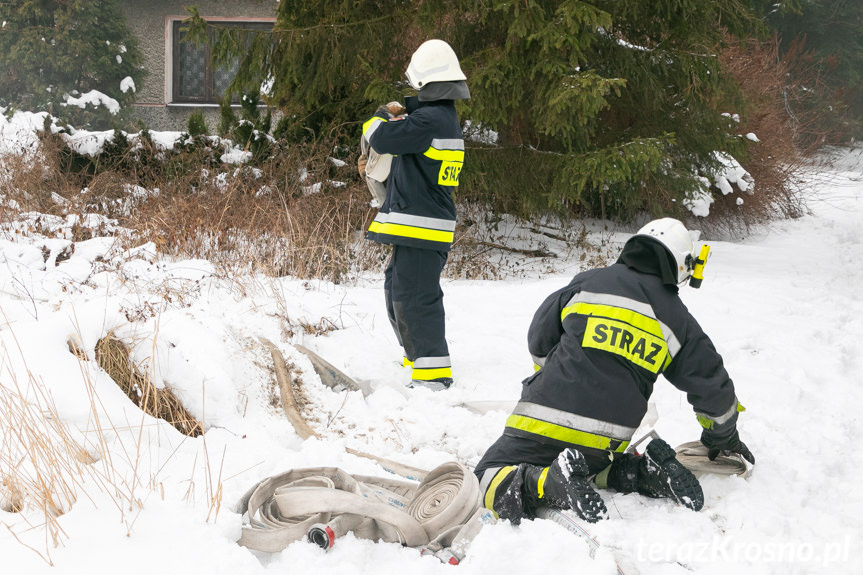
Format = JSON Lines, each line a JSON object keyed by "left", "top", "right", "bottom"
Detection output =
{"left": 474, "top": 218, "right": 754, "bottom": 523}
{"left": 360, "top": 40, "right": 470, "bottom": 391}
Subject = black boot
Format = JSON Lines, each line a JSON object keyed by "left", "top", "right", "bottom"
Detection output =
{"left": 533, "top": 448, "right": 608, "bottom": 523}
{"left": 491, "top": 465, "right": 528, "bottom": 525}
{"left": 639, "top": 438, "right": 704, "bottom": 511}
{"left": 604, "top": 452, "right": 641, "bottom": 493}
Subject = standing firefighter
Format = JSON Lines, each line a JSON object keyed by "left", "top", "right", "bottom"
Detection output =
{"left": 360, "top": 39, "right": 470, "bottom": 391}
{"left": 474, "top": 218, "right": 755, "bottom": 523}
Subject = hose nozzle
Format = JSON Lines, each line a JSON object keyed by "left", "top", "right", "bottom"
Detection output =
{"left": 308, "top": 524, "right": 335, "bottom": 550}
{"left": 307, "top": 513, "right": 366, "bottom": 551}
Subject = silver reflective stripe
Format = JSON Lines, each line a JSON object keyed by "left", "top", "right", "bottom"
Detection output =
{"left": 660, "top": 321, "right": 680, "bottom": 358}
{"left": 413, "top": 356, "right": 451, "bottom": 369}
{"left": 365, "top": 118, "right": 384, "bottom": 139}
{"left": 479, "top": 466, "right": 503, "bottom": 497}
{"left": 697, "top": 398, "right": 739, "bottom": 426}
{"left": 567, "top": 291, "right": 682, "bottom": 358}
{"left": 430, "top": 138, "right": 464, "bottom": 150}
{"left": 513, "top": 401, "right": 636, "bottom": 441}
{"left": 373, "top": 211, "right": 456, "bottom": 232}
{"left": 408, "top": 61, "right": 450, "bottom": 83}
{"left": 531, "top": 354, "right": 546, "bottom": 368}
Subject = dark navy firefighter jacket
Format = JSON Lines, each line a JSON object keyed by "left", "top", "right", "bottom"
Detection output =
{"left": 505, "top": 237, "right": 743, "bottom": 458}
{"left": 362, "top": 96, "right": 463, "bottom": 252}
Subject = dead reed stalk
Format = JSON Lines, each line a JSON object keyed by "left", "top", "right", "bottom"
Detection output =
{"left": 0, "top": 362, "right": 100, "bottom": 563}
{"left": 95, "top": 335, "right": 204, "bottom": 438}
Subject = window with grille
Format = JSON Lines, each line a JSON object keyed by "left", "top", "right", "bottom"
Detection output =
{"left": 171, "top": 20, "right": 272, "bottom": 104}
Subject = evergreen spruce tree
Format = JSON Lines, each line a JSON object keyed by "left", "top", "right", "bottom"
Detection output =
{"left": 184, "top": 2, "right": 417, "bottom": 140}
{"left": 196, "top": 1, "right": 765, "bottom": 220}
{"left": 455, "top": 0, "right": 763, "bottom": 219}
{"left": 0, "top": 0, "right": 144, "bottom": 128}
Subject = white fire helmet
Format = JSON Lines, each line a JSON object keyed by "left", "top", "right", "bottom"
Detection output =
{"left": 405, "top": 39, "right": 466, "bottom": 90}
{"left": 635, "top": 218, "right": 698, "bottom": 284}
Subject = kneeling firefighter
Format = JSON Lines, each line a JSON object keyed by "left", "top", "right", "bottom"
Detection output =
{"left": 474, "top": 218, "right": 755, "bottom": 523}
{"left": 360, "top": 39, "right": 470, "bottom": 391}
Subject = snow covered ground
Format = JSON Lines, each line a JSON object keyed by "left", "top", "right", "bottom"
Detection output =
{"left": 1, "top": 118, "right": 861, "bottom": 573}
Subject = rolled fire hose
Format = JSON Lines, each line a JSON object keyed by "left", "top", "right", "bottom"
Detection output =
{"left": 235, "top": 461, "right": 490, "bottom": 564}
{"left": 360, "top": 102, "right": 406, "bottom": 207}
{"left": 673, "top": 440, "right": 751, "bottom": 479}
{"left": 360, "top": 133, "right": 389, "bottom": 207}
{"left": 249, "top": 340, "right": 492, "bottom": 560}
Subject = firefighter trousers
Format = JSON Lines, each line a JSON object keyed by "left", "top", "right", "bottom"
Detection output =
{"left": 384, "top": 244, "right": 452, "bottom": 382}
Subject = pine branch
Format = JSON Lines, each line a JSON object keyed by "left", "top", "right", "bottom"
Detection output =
{"left": 184, "top": 7, "right": 396, "bottom": 37}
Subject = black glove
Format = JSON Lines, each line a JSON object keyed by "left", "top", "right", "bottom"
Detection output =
{"left": 700, "top": 429, "right": 755, "bottom": 465}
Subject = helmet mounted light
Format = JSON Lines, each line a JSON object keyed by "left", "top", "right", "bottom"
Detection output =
{"left": 634, "top": 218, "right": 707, "bottom": 286}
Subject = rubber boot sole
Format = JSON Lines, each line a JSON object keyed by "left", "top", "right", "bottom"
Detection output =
{"left": 406, "top": 378, "right": 452, "bottom": 391}
{"left": 645, "top": 438, "right": 704, "bottom": 511}
{"left": 555, "top": 450, "right": 608, "bottom": 523}
{"left": 566, "top": 475, "right": 608, "bottom": 523}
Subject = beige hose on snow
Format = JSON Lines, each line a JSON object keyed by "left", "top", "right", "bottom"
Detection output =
{"left": 673, "top": 441, "right": 751, "bottom": 478}
{"left": 246, "top": 339, "right": 492, "bottom": 561}
{"left": 260, "top": 338, "right": 319, "bottom": 440}
{"left": 235, "top": 461, "right": 488, "bottom": 562}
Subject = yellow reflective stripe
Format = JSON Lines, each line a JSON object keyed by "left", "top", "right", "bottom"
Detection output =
{"left": 562, "top": 300, "right": 670, "bottom": 373}
{"left": 563, "top": 294, "right": 682, "bottom": 358}
{"left": 562, "top": 302, "right": 665, "bottom": 339}
{"left": 484, "top": 466, "right": 517, "bottom": 514}
{"left": 368, "top": 221, "right": 454, "bottom": 244}
{"left": 423, "top": 147, "right": 465, "bottom": 162}
{"left": 402, "top": 357, "right": 413, "bottom": 368}
{"left": 697, "top": 400, "right": 744, "bottom": 429}
{"left": 423, "top": 147, "right": 464, "bottom": 186}
{"left": 536, "top": 466, "right": 550, "bottom": 499}
{"left": 411, "top": 366, "right": 452, "bottom": 381}
{"left": 531, "top": 354, "right": 546, "bottom": 369}
{"left": 362, "top": 116, "right": 387, "bottom": 135}
{"left": 374, "top": 211, "right": 456, "bottom": 232}
{"left": 696, "top": 413, "right": 714, "bottom": 430}
{"left": 438, "top": 162, "right": 462, "bottom": 186}
{"left": 594, "top": 465, "right": 612, "bottom": 489}
{"left": 513, "top": 401, "right": 635, "bottom": 439}
{"left": 582, "top": 316, "right": 668, "bottom": 374}
{"left": 506, "top": 414, "right": 630, "bottom": 452}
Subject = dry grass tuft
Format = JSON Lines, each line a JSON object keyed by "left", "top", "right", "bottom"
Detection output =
{"left": 0, "top": 381, "right": 83, "bottom": 521}
{"left": 0, "top": 366, "right": 100, "bottom": 562}
{"left": 95, "top": 335, "right": 203, "bottom": 438}
{"left": 1, "top": 127, "right": 617, "bottom": 283}
{"left": 0, "top": 326, "right": 216, "bottom": 563}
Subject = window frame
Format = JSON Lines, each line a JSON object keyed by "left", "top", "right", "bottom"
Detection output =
{"left": 167, "top": 17, "right": 274, "bottom": 106}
